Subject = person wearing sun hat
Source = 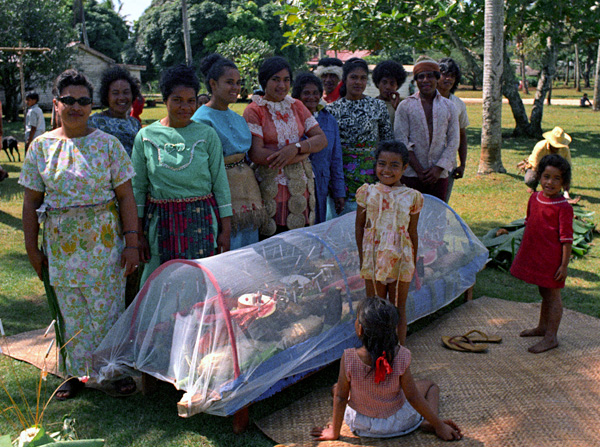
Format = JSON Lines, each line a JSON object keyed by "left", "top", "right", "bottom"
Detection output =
{"left": 524, "top": 126, "right": 573, "bottom": 195}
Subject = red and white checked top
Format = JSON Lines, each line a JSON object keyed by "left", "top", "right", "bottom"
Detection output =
{"left": 344, "top": 345, "right": 411, "bottom": 418}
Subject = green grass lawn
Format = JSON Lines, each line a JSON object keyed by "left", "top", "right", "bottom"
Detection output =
{"left": 1, "top": 99, "right": 599, "bottom": 445}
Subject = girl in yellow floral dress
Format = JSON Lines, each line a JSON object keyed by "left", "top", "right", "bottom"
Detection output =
{"left": 355, "top": 141, "right": 423, "bottom": 345}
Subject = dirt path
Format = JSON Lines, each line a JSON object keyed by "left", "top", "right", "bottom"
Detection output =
{"left": 458, "top": 96, "right": 581, "bottom": 106}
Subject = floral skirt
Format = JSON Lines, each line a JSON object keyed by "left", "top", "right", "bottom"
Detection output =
{"left": 342, "top": 143, "right": 376, "bottom": 202}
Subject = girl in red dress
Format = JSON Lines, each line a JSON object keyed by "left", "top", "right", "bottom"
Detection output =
{"left": 510, "top": 154, "right": 573, "bottom": 353}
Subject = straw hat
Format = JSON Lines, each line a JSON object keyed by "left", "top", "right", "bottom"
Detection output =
{"left": 543, "top": 126, "right": 571, "bottom": 148}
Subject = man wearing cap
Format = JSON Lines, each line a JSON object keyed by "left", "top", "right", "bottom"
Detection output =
{"left": 394, "top": 56, "right": 459, "bottom": 202}
{"left": 524, "top": 126, "right": 574, "bottom": 197}
{"left": 314, "top": 57, "right": 344, "bottom": 103}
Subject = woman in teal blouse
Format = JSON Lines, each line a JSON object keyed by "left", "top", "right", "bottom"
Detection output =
{"left": 192, "top": 54, "right": 266, "bottom": 249}
{"left": 132, "top": 64, "right": 232, "bottom": 284}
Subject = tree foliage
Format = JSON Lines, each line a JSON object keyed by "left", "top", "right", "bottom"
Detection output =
{"left": 134, "top": 0, "right": 305, "bottom": 82}
{"left": 79, "top": 0, "right": 130, "bottom": 62}
{"left": 280, "top": 0, "right": 464, "bottom": 51}
{"left": 217, "top": 36, "right": 273, "bottom": 95}
{"left": 0, "top": 0, "right": 74, "bottom": 120}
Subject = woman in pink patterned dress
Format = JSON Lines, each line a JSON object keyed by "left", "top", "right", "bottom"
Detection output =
{"left": 243, "top": 56, "right": 327, "bottom": 236}
{"left": 355, "top": 141, "right": 423, "bottom": 345}
{"left": 20, "top": 69, "right": 139, "bottom": 399}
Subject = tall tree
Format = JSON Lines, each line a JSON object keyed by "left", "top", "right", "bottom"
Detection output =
{"left": 0, "top": 0, "right": 74, "bottom": 120}
{"left": 81, "top": 0, "right": 130, "bottom": 61}
{"left": 181, "top": 0, "right": 192, "bottom": 65}
{"left": 593, "top": 39, "right": 600, "bottom": 111}
{"left": 479, "top": 0, "right": 505, "bottom": 175}
{"left": 135, "top": 0, "right": 305, "bottom": 80}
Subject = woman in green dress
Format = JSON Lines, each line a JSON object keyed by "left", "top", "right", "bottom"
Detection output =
{"left": 132, "top": 64, "right": 232, "bottom": 284}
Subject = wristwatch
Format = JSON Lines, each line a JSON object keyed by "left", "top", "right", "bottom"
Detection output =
{"left": 295, "top": 142, "right": 302, "bottom": 154}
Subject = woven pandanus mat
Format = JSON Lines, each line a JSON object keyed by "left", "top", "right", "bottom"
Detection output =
{"left": 256, "top": 297, "right": 600, "bottom": 447}
{"left": 0, "top": 328, "right": 62, "bottom": 377}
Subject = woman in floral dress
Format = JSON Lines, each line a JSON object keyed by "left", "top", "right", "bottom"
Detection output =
{"left": 20, "top": 69, "right": 139, "bottom": 399}
{"left": 326, "top": 58, "right": 394, "bottom": 215}
{"left": 243, "top": 56, "right": 327, "bottom": 236}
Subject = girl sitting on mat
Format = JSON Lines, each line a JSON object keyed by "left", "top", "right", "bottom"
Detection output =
{"left": 510, "top": 154, "right": 573, "bottom": 353}
{"left": 311, "top": 297, "right": 462, "bottom": 441}
{"left": 355, "top": 140, "right": 423, "bottom": 345}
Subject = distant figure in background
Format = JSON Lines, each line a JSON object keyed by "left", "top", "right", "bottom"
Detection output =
{"left": 580, "top": 93, "right": 592, "bottom": 107}
{"left": 130, "top": 79, "right": 145, "bottom": 124}
{"left": 522, "top": 126, "right": 578, "bottom": 202}
{"left": 89, "top": 66, "right": 141, "bottom": 157}
{"left": 394, "top": 56, "right": 459, "bottom": 202}
{"left": 314, "top": 57, "right": 344, "bottom": 104}
{"left": 198, "top": 93, "right": 210, "bottom": 106}
{"left": 0, "top": 164, "right": 7, "bottom": 181}
{"left": 24, "top": 92, "right": 46, "bottom": 153}
{"left": 373, "top": 60, "right": 407, "bottom": 129}
{"left": 437, "top": 58, "right": 469, "bottom": 203}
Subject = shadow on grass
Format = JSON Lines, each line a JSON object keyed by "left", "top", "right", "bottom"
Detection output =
{"left": 0, "top": 209, "right": 22, "bottom": 230}
{"left": 568, "top": 265, "right": 600, "bottom": 282}
{"left": 0, "top": 175, "right": 24, "bottom": 204}
{"left": 0, "top": 292, "right": 48, "bottom": 334}
{"left": 576, "top": 193, "right": 600, "bottom": 204}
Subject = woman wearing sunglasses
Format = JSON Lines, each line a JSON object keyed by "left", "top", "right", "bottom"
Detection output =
{"left": 20, "top": 69, "right": 139, "bottom": 399}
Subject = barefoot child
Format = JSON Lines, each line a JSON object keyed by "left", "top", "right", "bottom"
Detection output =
{"left": 510, "top": 154, "right": 573, "bottom": 353}
{"left": 355, "top": 140, "right": 423, "bottom": 345}
{"left": 311, "top": 297, "right": 462, "bottom": 441}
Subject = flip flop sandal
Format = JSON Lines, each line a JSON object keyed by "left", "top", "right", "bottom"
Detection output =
{"left": 463, "top": 329, "right": 502, "bottom": 343}
{"left": 441, "top": 335, "right": 488, "bottom": 352}
{"left": 114, "top": 376, "right": 137, "bottom": 396}
{"left": 54, "top": 377, "right": 84, "bottom": 401}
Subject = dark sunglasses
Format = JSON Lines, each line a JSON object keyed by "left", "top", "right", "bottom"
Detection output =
{"left": 56, "top": 96, "right": 92, "bottom": 106}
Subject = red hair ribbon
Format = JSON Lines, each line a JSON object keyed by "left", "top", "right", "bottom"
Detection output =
{"left": 374, "top": 351, "right": 392, "bottom": 384}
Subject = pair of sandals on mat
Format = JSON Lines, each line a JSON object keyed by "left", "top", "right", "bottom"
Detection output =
{"left": 442, "top": 330, "right": 502, "bottom": 352}
{"left": 56, "top": 376, "right": 137, "bottom": 400}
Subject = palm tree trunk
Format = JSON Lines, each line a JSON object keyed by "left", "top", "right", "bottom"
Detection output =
{"left": 529, "top": 36, "right": 555, "bottom": 137}
{"left": 593, "top": 39, "right": 600, "bottom": 111}
{"left": 575, "top": 44, "right": 581, "bottom": 92}
{"left": 501, "top": 42, "right": 534, "bottom": 138}
{"left": 478, "top": 0, "right": 506, "bottom": 175}
{"left": 182, "top": 0, "right": 192, "bottom": 66}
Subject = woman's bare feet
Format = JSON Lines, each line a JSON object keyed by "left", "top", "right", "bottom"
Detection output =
{"left": 520, "top": 327, "right": 545, "bottom": 337}
{"left": 528, "top": 337, "right": 558, "bottom": 354}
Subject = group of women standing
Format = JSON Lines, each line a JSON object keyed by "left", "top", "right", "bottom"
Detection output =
{"left": 20, "top": 53, "right": 392, "bottom": 400}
